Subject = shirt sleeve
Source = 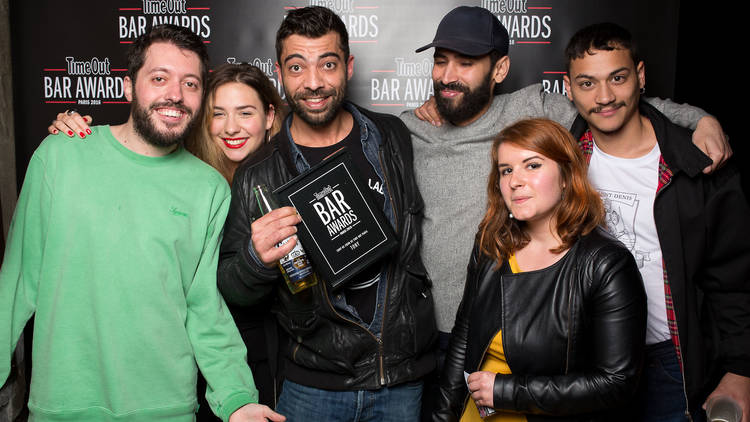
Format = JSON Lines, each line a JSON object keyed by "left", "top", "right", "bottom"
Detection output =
{"left": 644, "top": 97, "right": 708, "bottom": 130}
{"left": 0, "top": 153, "right": 50, "bottom": 385}
{"left": 184, "top": 185, "right": 258, "bottom": 422}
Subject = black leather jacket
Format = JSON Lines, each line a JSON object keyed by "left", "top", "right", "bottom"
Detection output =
{"left": 218, "top": 103, "right": 436, "bottom": 391}
{"left": 434, "top": 228, "right": 646, "bottom": 422}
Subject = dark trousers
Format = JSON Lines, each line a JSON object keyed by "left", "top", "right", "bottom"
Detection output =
{"left": 638, "top": 340, "right": 707, "bottom": 422}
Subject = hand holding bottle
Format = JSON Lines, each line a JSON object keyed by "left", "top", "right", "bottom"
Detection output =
{"left": 250, "top": 206, "right": 301, "bottom": 268}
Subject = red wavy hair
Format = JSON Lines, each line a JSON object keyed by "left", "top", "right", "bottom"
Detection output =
{"left": 477, "top": 118, "right": 604, "bottom": 265}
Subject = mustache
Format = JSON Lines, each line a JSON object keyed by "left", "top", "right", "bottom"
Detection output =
{"left": 436, "top": 81, "right": 469, "bottom": 94}
{"left": 293, "top": 87, "right": 337, "bottom": 100}
{"left": 149, "top": 100, "right": 192, "bottom": 115}
{"left": 589, "top": 101, "right": 626, "bottom": 114}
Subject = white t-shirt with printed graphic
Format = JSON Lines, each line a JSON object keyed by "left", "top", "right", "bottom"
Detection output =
{"left": 588, "top": 141, "right": 670, "bottom": 345}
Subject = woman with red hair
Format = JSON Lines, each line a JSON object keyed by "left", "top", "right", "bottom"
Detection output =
{"left": 434, "top": 118, "right": 647, "bottom": 422}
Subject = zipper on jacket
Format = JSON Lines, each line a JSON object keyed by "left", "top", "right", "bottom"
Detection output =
{"left": 377, "top": 263, "right": 394, "bottom": 386}
{"left": 564, "top": 274, "right": 575, "bottom": 374}
{"left": 320, "top": 277, "right": 389, "bottom": 387}
{"left": 655, "top": 175, "right": 692, "bottom": 420}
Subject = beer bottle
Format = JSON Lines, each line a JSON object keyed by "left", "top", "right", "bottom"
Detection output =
{"left": 254, "top": 185, "right": 319, "bottom": 293}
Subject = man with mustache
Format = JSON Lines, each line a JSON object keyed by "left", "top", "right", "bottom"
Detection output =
{"left": 398, "top": 7, "right": 732, "bottom": 419}
{"left": 0, "top": 24, "right": 283, "bottom": 422}
{"left": 217, "top": 6, "right": 435, "bottom": 422}
{"left": 565, "top": 23, "right": 750, "bottom": 422}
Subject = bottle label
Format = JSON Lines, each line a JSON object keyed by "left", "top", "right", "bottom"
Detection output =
{"left": 278, "top": 238, "right": 314, "bottom": 282}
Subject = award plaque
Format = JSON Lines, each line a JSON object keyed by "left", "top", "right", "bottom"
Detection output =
{"left": 274, "top": 148, "right": 397, "bottom": 290}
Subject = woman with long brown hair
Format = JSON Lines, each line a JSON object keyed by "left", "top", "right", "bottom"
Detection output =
{"left": 434, "top": 118, "right": 646, "bottom": 422}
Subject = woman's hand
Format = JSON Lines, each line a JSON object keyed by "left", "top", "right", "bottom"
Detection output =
{"left": 48, "top": 110, "right": 93, "bottom": 139}
{"left": 467, "top": 370, "right": 496, "bottom": 409}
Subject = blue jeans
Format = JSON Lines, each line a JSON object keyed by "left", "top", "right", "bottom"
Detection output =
{"left": 639, "top": 340, "right": 706, "bottom": 422}
{"left": 275, "top": 379, "right": 423, "bottom": 422}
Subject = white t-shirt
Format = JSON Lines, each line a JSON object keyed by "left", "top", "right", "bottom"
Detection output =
{"left": 588, "top": 141, "right": 670, "bottom": 345}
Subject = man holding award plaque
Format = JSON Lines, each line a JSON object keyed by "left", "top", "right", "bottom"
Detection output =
{"left": 217, "top": 6, "right": 436, "bottom": 422}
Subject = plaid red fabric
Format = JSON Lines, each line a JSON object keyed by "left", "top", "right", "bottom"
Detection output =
{"left": 577, "top": 130, "right": 683, "bottom": 372}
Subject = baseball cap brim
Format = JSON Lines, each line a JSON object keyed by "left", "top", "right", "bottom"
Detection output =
{"left": 415, "top": 38, "right": 495, "bottom": 56}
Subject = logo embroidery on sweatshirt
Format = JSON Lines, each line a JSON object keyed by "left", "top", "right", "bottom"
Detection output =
{"left": 169, "top": 206, "right": 188, "bottom": 217}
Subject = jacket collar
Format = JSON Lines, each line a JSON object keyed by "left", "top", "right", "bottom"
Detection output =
{"left": 571, "top": 100, "right": 711, "bottom": 178}
{"left": 277, "top": 101, "right": 379, "bottom": 175}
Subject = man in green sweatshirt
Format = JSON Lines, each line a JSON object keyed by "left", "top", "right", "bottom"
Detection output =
{"left": 0, "top": 24, "right": 284, "bottom": 422}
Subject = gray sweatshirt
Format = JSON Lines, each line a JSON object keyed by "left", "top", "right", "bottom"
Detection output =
{"left": 400, "top": 83, "right": 707, "bottom": 332}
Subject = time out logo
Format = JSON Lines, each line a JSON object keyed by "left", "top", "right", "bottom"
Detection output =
{"left": 43, "top": 56, "right": 127, "bottom": 106}
{"left": 118, "top": 0, "right": 212, "bottom": 43}
{"left": 481, "top": 0, "right": 553, "bottom": 46}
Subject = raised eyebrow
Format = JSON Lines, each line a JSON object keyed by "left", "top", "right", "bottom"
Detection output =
{"left": 319, "top": 51, "right": 342, "bottom": 61}
{"left": 522, "top": 155, "right": 543, "bottom": 163}
{"left": 282, "top": 53, "right": 305, "bottom": 65}
{"left": 283, "top": 51, "right": 342, "bottom": 65}
{"left": 573, "top": 67, "right": 630, "bottom": 81}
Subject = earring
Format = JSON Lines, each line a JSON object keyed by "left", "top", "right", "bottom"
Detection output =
{"left": 265, "top": 130, "right": 271, "bottom": 143}
{"left": 509, "top": 213, "right": 514, "bottom": 219}
{"left": 640, "top": 87, "right": 645, "bottom": 94}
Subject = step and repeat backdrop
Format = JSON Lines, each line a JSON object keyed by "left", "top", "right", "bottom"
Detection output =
{"left": 10, "top": 0, "right": 680, "bottom": 181}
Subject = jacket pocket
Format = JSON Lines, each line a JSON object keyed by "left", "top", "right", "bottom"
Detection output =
{"left": 406, "top": 263, "right": 438, "bottom": 355}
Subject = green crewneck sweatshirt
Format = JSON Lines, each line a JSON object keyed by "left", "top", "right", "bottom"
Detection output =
{"left": 0, "top": 126, "right": 257, "bottom": 421}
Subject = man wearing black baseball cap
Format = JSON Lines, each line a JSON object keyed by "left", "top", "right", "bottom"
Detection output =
{"left": 399, "top": 7, "right": 729, "bottom": 420}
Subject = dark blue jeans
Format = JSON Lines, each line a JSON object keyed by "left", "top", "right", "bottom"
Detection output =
{"left": 275, "top": 379, "right": 423, "bottom": 422}
{"left": 639, "top": 340, "right": 706, "bottom": 422}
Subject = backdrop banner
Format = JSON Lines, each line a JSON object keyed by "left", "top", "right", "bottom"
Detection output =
{"left": 10, "top": 0, "right": 680, "bottom": 183}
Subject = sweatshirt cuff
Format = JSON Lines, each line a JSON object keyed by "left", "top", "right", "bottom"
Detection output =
{"left": 218, "top": 391, "right": 257, "bottom": 422}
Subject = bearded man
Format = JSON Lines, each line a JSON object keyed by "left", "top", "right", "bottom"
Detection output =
{"left": 0, "top": 24, "right": 282, "bottom": 422}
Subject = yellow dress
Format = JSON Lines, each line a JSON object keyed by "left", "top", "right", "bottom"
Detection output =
{"left": 459, "top": 255, "right": 527, "bottom": 422}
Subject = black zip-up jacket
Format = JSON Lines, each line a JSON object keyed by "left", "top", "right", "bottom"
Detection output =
{"left": 434, "top": 228, "right": 647, "bottom": 422}
{"left": 571, "top": 102, "right": 750, "bottom": 407}
{"left": 217, "top": 103, "right": 437, "bottom": 391}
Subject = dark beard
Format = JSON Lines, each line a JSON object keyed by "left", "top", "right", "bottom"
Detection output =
{"left": 131, "top": 92, "right": 196, "bottom": 148}
{"left": 434, "top": 73, "right": 493, "bottom": 125}
{"left": 286, "top": 82, "right": 347, "bottom": 128}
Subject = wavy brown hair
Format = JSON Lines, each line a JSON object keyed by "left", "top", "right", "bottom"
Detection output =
{"left": 186, "top": 63, "right": 285, "bottom": 184}
{"left": 477, "top": 118, "right": 604, "bottom": 265}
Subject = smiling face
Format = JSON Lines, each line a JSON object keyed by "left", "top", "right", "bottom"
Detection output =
{"left": 278, "top": 31, "right": 353, "bottom": 128}
{"left": 125, "top": 42, "right": 203, "bottom": 148}
{"left": 564, "top": 48, "right": 644, "bottom": 137}
{"left": 431, "top": 48, "right": 508, "bottom": 126}
{"left": 497, "top": 142, "right": 564, "bottom": 229}
{"left": 209, "top": 82, "right": 274, "bottom": 163}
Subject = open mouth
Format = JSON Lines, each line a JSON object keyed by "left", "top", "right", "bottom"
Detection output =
{"left": 301, "top": 96, "right": 330, "bottom": 110}
{"left": 222, "top": 137, "right": 248, "bottom": 149}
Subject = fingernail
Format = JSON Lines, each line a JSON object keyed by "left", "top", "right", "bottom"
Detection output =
{"left": 67, "top": 130, "right": 74, "bottom": 136}
{"left": 79, "top": 132, "right": 85, "bottom": 139}
{"left": 52, "top": 129, "right": 58, "bottom": 134}
{"left": 86, "top": 129, "right": 92, "bottom": 135}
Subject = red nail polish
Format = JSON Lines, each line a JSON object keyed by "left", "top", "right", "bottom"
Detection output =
{"left": 79, "top": 132, "right": 85, "bottom": 138}
{"left": 86, "top": 129, "right": 92, "bottom": 135}
{"left": 67, "top": 130, "right": 74, "bottom": 136}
